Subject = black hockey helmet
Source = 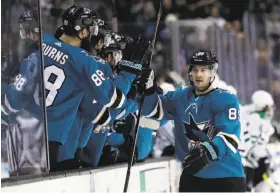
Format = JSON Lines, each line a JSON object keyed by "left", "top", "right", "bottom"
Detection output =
{"left": 189, "top": 50, "right": 218, "bottom": 68}
{"left": 83, "top": 20, "right": 113, "bottom": 54}
{"left": 188, "top": 50, "right": 219, "bottom": 91}
{"left": 18, "top": 9, "right": 39, "bottom": 40}
{"left": 99, "top": 34, "right": 126, "bottom": 68}
{"left": 62, "top": 4, "right": 98, "bottom": 36}
{"left": 94, "top": 20, "right": 112, "bottom": 48}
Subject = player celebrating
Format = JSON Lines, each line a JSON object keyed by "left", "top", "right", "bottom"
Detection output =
{"left": 140, "top": 50, "right": 246, "bottom": 192}
{"left": 3, "top": 4, "right": 144, "bottom": 171}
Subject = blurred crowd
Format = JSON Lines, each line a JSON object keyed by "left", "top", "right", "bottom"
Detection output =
{"left": 2, "top": 0, "right": 280, "bottom": 125}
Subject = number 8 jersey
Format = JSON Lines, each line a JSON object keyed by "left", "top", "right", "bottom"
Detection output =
{"left": 3, "top": 34, "right": 135, "bottom": 145}
{"left": 141, "top": 86, "right": 245, "bottom": 178}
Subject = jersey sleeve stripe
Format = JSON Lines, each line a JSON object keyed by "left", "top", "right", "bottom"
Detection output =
{"left": 109, "top": 88, "right": 126, "bottom": 109}
{"left": 116, "top": 109, "right": 126, "bottom": 120}
{"left": 92, "top": 106, "right": 107, "bottom": 124}
{"left": 217, "top": 132, "right": 240, "bottom": 145}
{"left": 1, "top": 106, "right": 10, "bottom": 115}
{"left": 145, "top": 102, "right": 158, "bottom": 118}
{"left": 105, "top": 88, "right": 117, "bottom": 108}
{"left": 145, "top": 96, "right": 164, "bottom": 120}
{"left": 156, "top": 96, "right": 164, "bottom": 120}
{"left": 101, "top": 113, "right": 111, "bottom": 126}
{"left": 217, "top": 132, "right": 239, "bottom": 153}
{"left": 116, "top": 91, "right": 126, "bottom": 108}
{"left": 217, "top": 135, "right": 238, "bottom": 153}
{"left": 1, "top": 118, "right": 8, "bottom": 126}
{"left": 96, "top": 109, "right": 111, "bottom": 126}
{"left": 4, "top": 95, "right": 20, "bottom": 114}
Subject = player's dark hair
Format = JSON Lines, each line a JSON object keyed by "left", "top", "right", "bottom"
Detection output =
{"left": 63, "top": 25, "right": 79, "bottom": 37}
{"left": 54, "top": 26, "right": 64, "bottom": 39}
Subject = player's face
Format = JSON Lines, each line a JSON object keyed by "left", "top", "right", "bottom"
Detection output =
{"left": 27, "top": 31, "right": 38, "bottom": 41}
{"left": 96, "top": 39, "right": 104, "bottom": 51}
{"left": 105, "top": 53, "right": 113, "bottom": 64}
{"left": 79, "top": 28, "right": 90, "bottom": 39}
{"left": 191, "top": 65, "right": 211, "bottom": 90}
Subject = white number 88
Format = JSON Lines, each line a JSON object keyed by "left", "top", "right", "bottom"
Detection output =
{"left": 91, "top": 70, "right": 105, "bottom": 86}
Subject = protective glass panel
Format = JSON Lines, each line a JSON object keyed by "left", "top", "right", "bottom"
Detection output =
{"left": 1, "top": 0, "right": 48, "bottom": 178}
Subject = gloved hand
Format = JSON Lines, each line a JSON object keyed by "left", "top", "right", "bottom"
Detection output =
{"left": 183, "top": 141, "right": 219, "bottom": 174}
{"left": 117, "top": 35, "right": 151, "bottom": 76}
{"left": 122, "top": 35, "right": 151, "bottom": 63}
{"left": 136, "top": 68, "right": 156, "bottom": 95}
{"left": 113, "top": 113, "right": 136, "bottom": 135}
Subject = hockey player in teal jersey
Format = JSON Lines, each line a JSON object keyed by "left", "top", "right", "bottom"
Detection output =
{"left": 80, "top": 100, "right": 138, "bottom": 167}
{"left": 2, "top": 5, "right": 146, "bottom": 170}
{"left": 139, "top": 50, "right": 246, "bottom": 192}
{"left": 55, "top": 31, "right": 150, "bottom": 169}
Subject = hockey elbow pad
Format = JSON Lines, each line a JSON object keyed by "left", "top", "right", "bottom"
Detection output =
{"left": 183, "top": 141, "right": 219, "bottom": 174}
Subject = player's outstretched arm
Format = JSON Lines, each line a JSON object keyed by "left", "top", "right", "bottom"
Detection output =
{"left": 80, "top": 54, "right": 137, "bottom": 109}
{"left": 138, "top": 69, "right": 178, "bottom": 121}
{"left": 2, "top": 52, "right": 40, "bottom": 116}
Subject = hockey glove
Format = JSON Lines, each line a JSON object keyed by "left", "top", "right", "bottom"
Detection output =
{"left": 113, "top": 113, "right": 136, "bottom": 135}
{"left": 117, "top": 35, "right": 151, "bottom": 76}
{"left": 183, "top": 141, "right": 219, "bottom": 174}
{"left": 98, "top": 144, "right": 119, "bottom": 166}
{"left": 136, "top": 68, "right": 156, "bottom": 95}
{"left": 122, "top": 35, "right": 151, "bottom": 63}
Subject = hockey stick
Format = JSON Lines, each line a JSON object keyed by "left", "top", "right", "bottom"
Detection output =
{"left": 123, "top": 1, "right": 162, "bottom": 192}
{"left": 37, "top": 0, "right": 50, "bottom": 171}
{"left": 111, "top": 0, "right": 118, "bottom": 32}
{"left": 262, "top": 173, "right": 277, "bottom": 192}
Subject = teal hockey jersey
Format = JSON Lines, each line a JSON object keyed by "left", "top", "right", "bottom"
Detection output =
{"left": 3, "top": 34, "right": 135, "bottom": 144}
{"left": 142, "top": 86, "right": 245, "bottom": 178}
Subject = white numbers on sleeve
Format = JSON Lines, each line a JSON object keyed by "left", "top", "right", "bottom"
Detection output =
{"left": 229, "top": 108, "right": 240, "bottom": 120}
{"left": 14, "top": 74, "right": 27, "bottom": 91}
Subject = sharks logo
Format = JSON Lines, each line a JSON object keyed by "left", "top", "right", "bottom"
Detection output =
{"left": 184, "top": 103, "right": 198, "bottom": 115}
{"left": 183, "top": 113, "right": 211, "bottom": 142}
